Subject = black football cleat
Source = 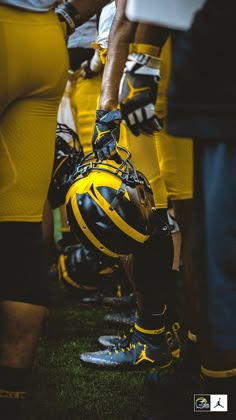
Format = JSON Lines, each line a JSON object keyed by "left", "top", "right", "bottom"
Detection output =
{"left": 103, "top": 309, "right": 137, "bottom": 327}
{"left": 102, "top": 293, "right": 136, "bottom": 309}
{"left": 80, "top": 292, "right": 106, "bottom": 305}
{"left": 98, "top": 322, "right": 183, "bottom": 359}
{"left": 80, "top": 327, "right": 173, "bottom": 369}
{"left": 98, "top": 334, "right": 123, "bottom": 348}
{"left": 81, "top": 293, "right": 136, "bottom": 308}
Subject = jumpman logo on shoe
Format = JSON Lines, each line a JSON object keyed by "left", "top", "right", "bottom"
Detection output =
{"left": 135, "top": 344, "right": 155, "bottom": 365}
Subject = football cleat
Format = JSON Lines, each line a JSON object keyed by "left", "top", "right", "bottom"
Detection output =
{"left": 98, "top": 322, "right": 183, "bottom": 359}
{"left": 81, "top": 292, "right": 135, "bottom": 308}
{"left": 80, "top": 327, "right": 173, "bottom": 369}
{"left": 98, "top": 334, "right": 121, "bottom": 348}
{"left": 103, "top": 308, "right": 137, "bottom": 326}
{"left": 101, "top": 293, "right": 136, "bottom": 309}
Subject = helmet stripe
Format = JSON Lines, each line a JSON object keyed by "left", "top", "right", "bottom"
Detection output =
{"left": 71, "top": 194, "right": 122, "bottom": 258}
{"left": 52, "top": 156, "right": 68, "bottom": 178}
{"left": 58, "top": 254, "right": 83, "bottom": 289}
{"left": 88, "top": 188, "right": 149, "bottom": 243}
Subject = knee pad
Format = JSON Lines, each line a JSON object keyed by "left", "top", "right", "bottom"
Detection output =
{"left": 0, "top": 222, "right": 49, "bottom": 306}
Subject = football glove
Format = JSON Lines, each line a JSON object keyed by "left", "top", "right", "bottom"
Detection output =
{"left": 80, "top": 50, "right": 104, "bottom": 79}
{"left": 119, "top": 44, "right": 163, "bottom": 136}
{"left": 92, "top": 109, "right": 122, "bottom": 162}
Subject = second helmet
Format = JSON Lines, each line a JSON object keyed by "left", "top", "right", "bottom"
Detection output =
{"left": 48, "top": 123, "right": 83, "bottom": 209}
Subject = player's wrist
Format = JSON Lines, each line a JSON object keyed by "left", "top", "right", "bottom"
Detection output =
{"left": 96, "top": 109, "right": 121, "bottom": 124}
{"left": 129, "top": 43, "right": 161, "bottom": 57}
{"left": 55, "top": 2, "right": 80, "bottom": 35}
{"left": 125, "top": 43, "right": 161, "bottom": 76}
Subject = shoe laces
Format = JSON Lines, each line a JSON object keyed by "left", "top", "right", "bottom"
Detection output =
{"left": 108, "top": 328, "right": 142, "bottom": 354}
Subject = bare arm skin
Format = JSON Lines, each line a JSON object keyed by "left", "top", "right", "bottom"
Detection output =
{"left": 99, "top": 0, "right": 138, "bottom": 110}
{"left": 98, "top": 0, "right": 169, "bottom": 111}
{"left": 134, "top": 22, "right": 170, "bottom": 50}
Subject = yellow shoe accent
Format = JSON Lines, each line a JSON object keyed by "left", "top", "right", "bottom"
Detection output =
{"left": 135, "top": 344, "right": 155, "bottom": 365}
{"left": 134, "top": 323, "right": 165, "bottom": 335}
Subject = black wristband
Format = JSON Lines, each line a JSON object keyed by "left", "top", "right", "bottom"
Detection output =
{"left": 55, "top": 2, "right": 80, "bottom": 35}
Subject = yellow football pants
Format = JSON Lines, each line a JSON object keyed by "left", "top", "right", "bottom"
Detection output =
{"left": 0, "top": 6, "right": 68, "bottom": 222}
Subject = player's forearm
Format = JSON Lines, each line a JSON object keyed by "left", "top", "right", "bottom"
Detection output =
{"left": 134, "top": 23, "right": 170, "bottom": 52}
{"left": 99, "top": 0, "right": 137, "bottom": 111}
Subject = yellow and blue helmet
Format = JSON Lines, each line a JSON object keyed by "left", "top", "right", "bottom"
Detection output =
{"left": 65, "top": 147, "right": 155, "bottom": 258}
{"left": 58, "top": 243, "right": 119, "bottom": 296}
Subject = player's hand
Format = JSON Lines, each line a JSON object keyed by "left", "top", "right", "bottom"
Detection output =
{"left": 80, "top": 60, "right": 96, "bottom": 79}
{"left": 92, "top": 109, "right": 122, "bottom": 162}
{"left": 119, "top": 48, "right": 163, "bottom": 136}
{"left": 81, "top": 50, "right": 104, "bottom": 79}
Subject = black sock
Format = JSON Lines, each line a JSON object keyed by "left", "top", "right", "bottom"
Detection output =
{"left": 136, "top": 309, "right": 167, "bottom": 345}
{"left": 0, "top": 366, "right": 31, "bottom": 420}
{"left": 181, "top": 338, "right": 200, "bottom": 371}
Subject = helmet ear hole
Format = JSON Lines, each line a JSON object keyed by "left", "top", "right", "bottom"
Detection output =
{"left": 48, "top": 123, "right": 83, "bottom": 209}
{"left": 66, "top": 148, "right": 156, "bottom": 258}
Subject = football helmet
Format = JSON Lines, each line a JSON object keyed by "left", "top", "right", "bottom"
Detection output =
{"left": 57, "top": 243, "right": 119, "bottom": 296}
{"left": 65, "top": 147, "right": 155, "bottom": 258}
{"left": 48, "top": 123, "right": 83, "bottom": 209}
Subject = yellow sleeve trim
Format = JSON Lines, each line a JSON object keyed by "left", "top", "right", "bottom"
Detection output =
{"left": 100, "top": 48, "right": 108, "bottom": 65}
{"left": 201, "top": 365, "right": 236, "bottom": 379}
{"left": 129, "top": 43, "right": 161, "bottom": 57}
{"left": 91, "top": 41, "right": 100, "bottom": 50}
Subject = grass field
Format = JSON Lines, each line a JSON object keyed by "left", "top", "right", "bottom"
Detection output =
{"left": 22, "top": 279, "right": 149, "bottom": 420}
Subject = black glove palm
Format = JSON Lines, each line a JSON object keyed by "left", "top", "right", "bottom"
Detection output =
{"left": 92, "top": 109, "right": 122, "bottom": 162}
